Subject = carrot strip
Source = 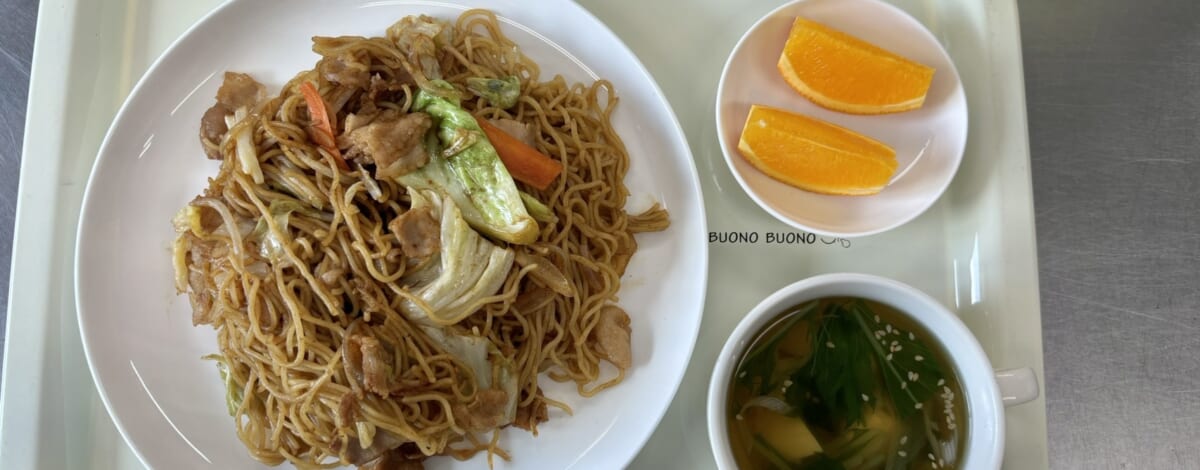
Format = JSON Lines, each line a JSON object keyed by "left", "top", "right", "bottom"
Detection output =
{"left": 477, "top": 119, "right": 563, "bottom": 190}
{"left": 299, "top": 81, "right": 349, "bottom": 171}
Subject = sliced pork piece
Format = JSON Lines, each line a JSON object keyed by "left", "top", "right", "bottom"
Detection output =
{"left": 199, "top": 106, "right": 231, "bottom": 159}
{"left": 511, "top": 285, "right": 554, "bottom": 314}
{"left": 320, "top": 52, "right": 371, "bottom": 88}
{"left": 367, "top": 73, "right": 413, "bottom": 101}
{"left": 337, "top": 392, "right": 359, "bottom": 430}
{"left": 358, "top": 335, "right": 398, "bottom": 396}
{"left": 514, "top": 251, "right": 574, "bottom": 298}
{"left": 198, "top": 72, "right": 266, "bottom": 159}
{"left": 388, "top": 205, "right": 440, "bottom": 259}
{"left": 452, "top": 389, "right": 510, "bottom": 433}
{"left": 513, "top": 397, "right": 548, "bottom": 432}
{"left": 356, "top": 443, "right": 426, "bottom": 470}
{"left": 312, "top": 36, "right": 374, "bottom": 89}
{"left": 342, "top": 324, "right": 401, "bottom": 397}
{"left": 345, "top": 110, "right": 433, "bottom": 179}
{"left": 183, "top": 234, "right": 219, "bottom": 326}
{"left": 216, "top": 72, "right": 267, "bottom": 109}
{"left": 612, "top": 232, "right": 638, "bottom": 277}
{"left": 592, "top": 305, "right": 632, "bottom": 369}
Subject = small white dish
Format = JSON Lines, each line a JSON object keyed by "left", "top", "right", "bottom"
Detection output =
{"left": 706, "top": 273, "right": 1039, "bottom": 469}
{"left": 715, "top": 0, "right": 968, "bottom": 238}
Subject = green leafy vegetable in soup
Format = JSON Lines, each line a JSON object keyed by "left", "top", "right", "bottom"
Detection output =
{"left": 727, "top": 298, "right": 966, "bottom": 470}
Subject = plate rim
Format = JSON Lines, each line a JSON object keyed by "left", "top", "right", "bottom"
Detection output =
{"left": 73, "top": 1, "right": 709, "bottom": 468}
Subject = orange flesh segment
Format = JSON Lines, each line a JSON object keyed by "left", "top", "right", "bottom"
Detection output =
{"left": 737, "top": 105, "right": 898, "bottom": 195}
{"left": 778, "top": 17, "right": 935, "bottom": 115}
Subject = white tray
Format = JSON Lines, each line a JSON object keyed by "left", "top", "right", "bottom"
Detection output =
{"left": 0, "top": 0, "right": 1047, "bottom": 468}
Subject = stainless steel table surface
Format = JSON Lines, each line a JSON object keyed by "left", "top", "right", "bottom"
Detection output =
{"left": 0, "top": 0, "right": 1197, "bottom": 468}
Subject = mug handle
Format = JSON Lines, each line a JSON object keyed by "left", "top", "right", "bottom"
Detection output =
{"left": 994, "top": 368, "right": 1039, "bottom": 406}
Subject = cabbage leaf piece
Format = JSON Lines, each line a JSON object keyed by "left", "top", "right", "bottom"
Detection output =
{"left": 398, "top": 81, "right": 538, "bottom": 245}
{"left": 396, "top": 189, "right": 515, "bottom": 326}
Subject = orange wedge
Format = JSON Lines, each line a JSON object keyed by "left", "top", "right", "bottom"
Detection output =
{"left": 737, "top": 105, "right": 897, "bottom": 195}
{"left": 778, "top": 17, "right": 935, "bottom": 115}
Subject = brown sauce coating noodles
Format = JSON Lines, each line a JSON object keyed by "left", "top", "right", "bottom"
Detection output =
{"left": 174, "top": 9, "right": 668, "bottom": 468}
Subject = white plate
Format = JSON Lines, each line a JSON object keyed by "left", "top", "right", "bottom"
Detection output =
{"left": 73, "top": 1, "right": 707, "bottom": 469}
{"left": 715, "top": 0, "right": 968, "bottom": 237}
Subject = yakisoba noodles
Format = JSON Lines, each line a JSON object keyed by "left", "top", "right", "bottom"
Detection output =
{"left": 173, "top": 9, "right": 668, "bottom": 469}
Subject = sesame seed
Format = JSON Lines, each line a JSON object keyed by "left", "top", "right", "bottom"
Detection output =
{"left": 898, "top": 450, "right": 907, "bottom": 457}
{"left": 894, "top": 345, "right": 903, "bottom": 352}
{"left": 737, "top": 371, "right": 746, "bottom": 378}
{"left": 886, "top": 324, "right": 892, "bottom": 333}
{"left": 915, "top": 403, "right": 923, "bottom": 410}
{"left": 783, "top": 379, "right": 793, "bottom": 387}
{"left": 874, "top": 315, "right": 881, "bottom": 323}
{"left": 932, "top": 463, "right": 940, "bottom": 469}
{"left": 826, "top": 341, "right": 836, "bottom": 349}
{"left": 937, "top": 379, "right": 945, "bottom": 386}
{"left": 886, "top": 353, "right": 894, "bottom": 361}
{"left": 928, "top": 453, "right": 936, "bottom": 461}
{"left": 900, "top": 436, "right": 908, "bottom": 445}
{"left": 909, "top": 332, "right": 915, "bottom": 340}
{"left": 735, "top": 413, "right": 744, "bottom": 420}
{"left": 862, "top": 394, "right": 870, "bottom": 402}
{"left": 948, "top": 423, "right": 956, "bottom": 430}
{"left": 901, "top": 382, "right": 907, "bottom": 389}
{"left": 915, "top": 355, "right": 924, "bottom": 361}
{"left": 944, "top": 385, "right": 952, "bottom": 394}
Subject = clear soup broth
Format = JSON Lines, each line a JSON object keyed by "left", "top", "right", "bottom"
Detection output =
{"left": 726, "top": 297, "right": 966, "bottom": 470}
